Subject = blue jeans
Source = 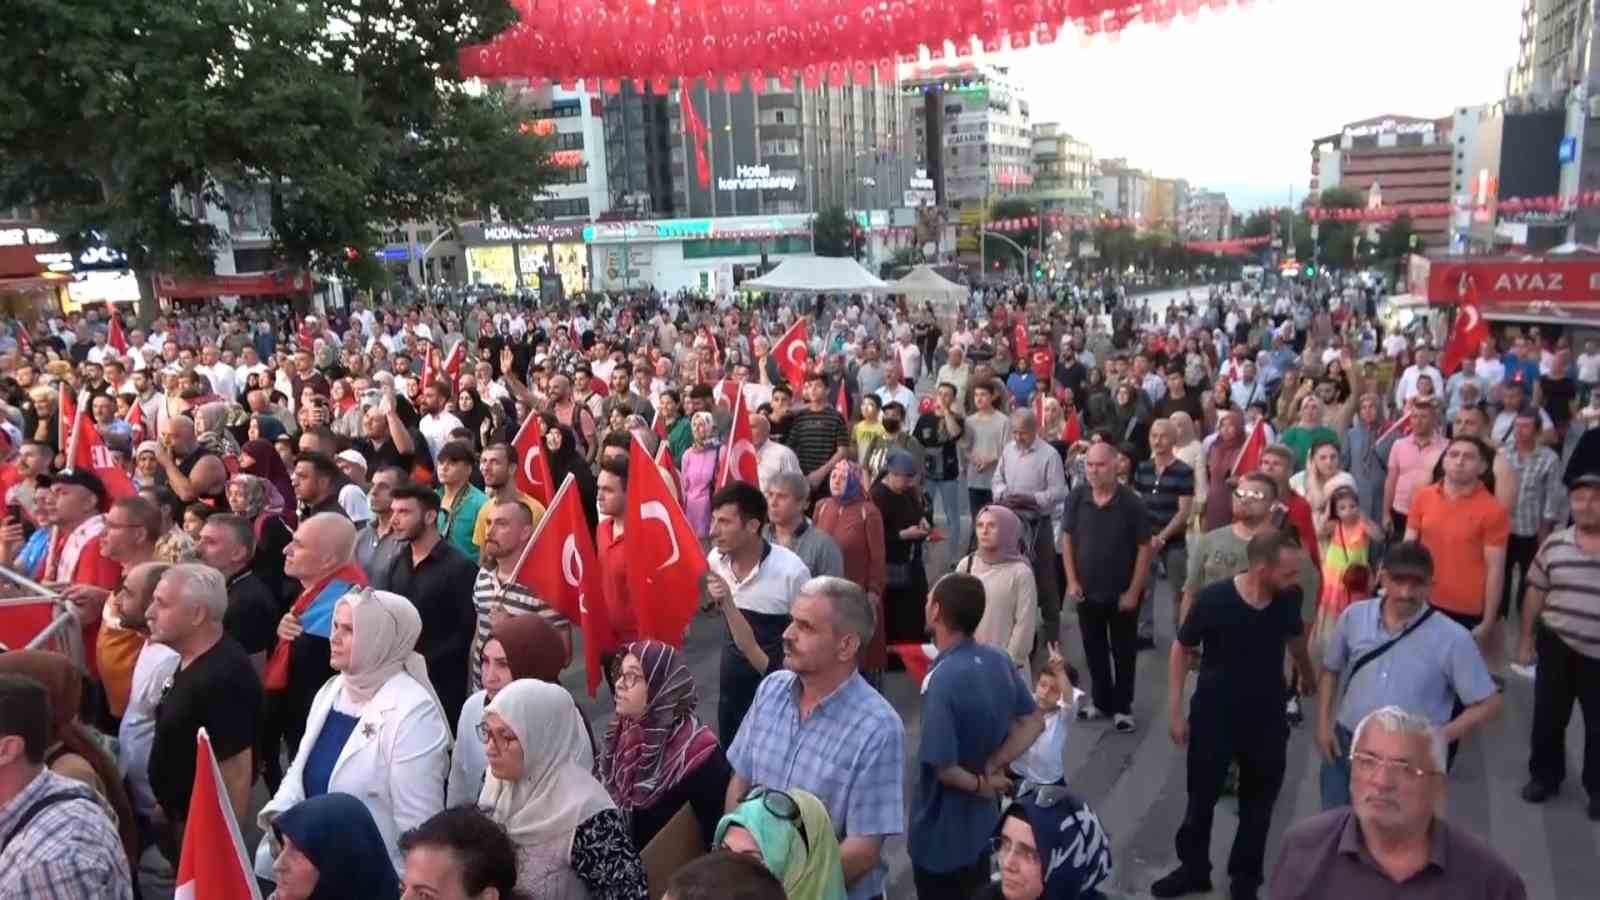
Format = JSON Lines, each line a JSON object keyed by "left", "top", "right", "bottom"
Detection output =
{"left": 928, "top": 478, "right": 963, "bottom": 555}
{"left": 1318, "top": 723, "right": 1354, "bottom": 810}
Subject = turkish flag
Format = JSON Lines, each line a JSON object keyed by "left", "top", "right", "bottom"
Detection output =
{"left": 441, "top": 339, "right": 466, "bottom": 388}
{"left": 125, "top": 398, "right": 145, "bottom": 444}
{"left": 510, "top": 412, "right": 556, "bottom": 506}
{"left": 420, "top": 344, "right": 438, "bottom": 392}
{"left": 1012, "top": 321, "right": 1029, "bottom": 361}
{"left": 836, "top": 379, "right": 850, "bottom": 421}
{"left": 1440, "top": 278, "right": 1489, "bottom": 376}
{"left": 772, "top": 318, "right": 809, "bottom": 388}
{"left": 653, "top": 436, "right": 682, "bottom": 499}
{"left": 69, "top": 397, "right": 137, "bottom": 502}
{"left": 175, "top": 729, "right": 262, "bottom": 900}
{"left": 716, "top": 389, "right": 759, "bottom": 490}
{"left": 889, "top": 642, "right": 939, "bottom": 690}
{"left": 512, "top": 474, "right": 610, "bottom": 695}
{"left": 106, "top": 303, "right": 128, "bottom": 355}
{"left": 58, "top": 390, "right": 76, "bottom": 451}
{"left": 1375, "top": 410, "right": 1414, "bottom": 446}
{"left": 1231, "top": 419, "right": 1269, "bottom": 478}
{"left": 625, "top": 435, "right": 707, "bottom": 648}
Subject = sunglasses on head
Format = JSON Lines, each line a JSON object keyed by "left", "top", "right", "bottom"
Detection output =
{"left": 738, "top": 786, "right": 810, "bottom": 853}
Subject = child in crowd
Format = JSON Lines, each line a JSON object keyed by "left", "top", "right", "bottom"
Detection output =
{"left": 1011, "top": 645, "right": 1084, "bottom": 789}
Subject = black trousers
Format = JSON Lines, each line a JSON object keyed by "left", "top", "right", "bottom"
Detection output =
{"left": 1502, "top": 533, "right": 1541, "bottom": 617}
{"left": 1529, "top": 624, "right": 1600, "bottom": 797}
{"left": 1028, "top": 517, "right": 1061, "bottom": 654}
{"left": 1078, "top": 598, "right": 1138, "bottom": 716}
{"left": 1390, "top": 509, "right": 1408, "bottom": 538}
{"left": 912, "top": 851, "right": 991, "bottom": 900}
{"left": 1175, "top": 718, "right": 1287, "bottom": 891}
{"left": 717, "top": 610, "right": 790, "bottom": 744}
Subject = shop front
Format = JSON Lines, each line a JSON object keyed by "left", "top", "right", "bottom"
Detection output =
{"left": 582, "top": 214, "right": 814, "bottom": 294}
{"left": 0, "top": 223, "right": 70, "bottom": 315}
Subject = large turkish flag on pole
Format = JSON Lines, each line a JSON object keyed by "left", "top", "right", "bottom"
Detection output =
{"left": 1440, "top": 277, "right": 1489, "bottom": 376}
{"left": 626, "top": 435, "right": 707, "bottom": 648}
{"left": 772, "top": 318, "right": 809, "bottom": 388}
{"left": 512, "top": 474, "right": 610, "bottom": 694}
{"left": 511, "top": 412, "right": 556, "bottom": 506}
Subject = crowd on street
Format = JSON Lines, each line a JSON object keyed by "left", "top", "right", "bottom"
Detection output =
{"left": 1, "top": 270, "right": 1595, "bottom": 900}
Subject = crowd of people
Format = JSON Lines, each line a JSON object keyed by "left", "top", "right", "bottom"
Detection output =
{"left": 0, "top": 270, "right": 1589, "bottom": 899}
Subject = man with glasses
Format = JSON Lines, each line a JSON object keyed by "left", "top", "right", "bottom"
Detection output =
{"left": 1271, "top": 706, "right": 1525, "bottom": 898}
{"left": 1180, "top": 472, "right": 1315, "bottom": 628}
{"left": 93, "top": 495, "right": 164, "bottom": 725}
{"left": 1315, "top": 542, "right": 1500, "bottom": 809}
{"left": 110, "top": 561, "right": 177, "bottom": 858}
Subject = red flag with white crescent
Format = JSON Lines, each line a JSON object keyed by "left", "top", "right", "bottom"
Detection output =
{"left": 1375, "top": 410, "right": 1414, "bottom": 446}
{"left": 175, "top": 730, "right": 262, "bottom": 900}
{"left": 512, "top": 474, "right": 609, "bottom": 695}
{"left": 836, "top": 379, "right": 850, "bottom": 421}
{"left": 1231, "top": 419, "right": 1268, "bottom": 478}
{"left": 441, "top": 339, "right": 466, "bottom": 388}
{"left": 1061, "top": 408, "right": 1083, "bottom": 445}
{"left": 653, "top": 436, "right": 682, "bottom": 498}
{"left": 511, "top": 413, "right": 556, "bottom": 506}
{"left": 889, "top": 642, "right": 939, "bottom": 690}
{"left": 716, "top": 388, "right": 760, "bottom": 490}
{"left": 626, "top": 435, "right": 707, "bottom": 648}
{"left": 69, "top": 393, "right": 136, "bottom": 502}
{"left": 106, "top": 302, "right": 129, "bottom": 354}
{"left": 1440, "top": 278, "right": 1489, "bottom": 376}
{"left": 125, "top": 398, "right": 145, "bottom": 444}
{"left": 772, "top": 318, "right": 809, "bottom": 387}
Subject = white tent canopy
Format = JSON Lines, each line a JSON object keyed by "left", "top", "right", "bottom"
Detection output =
{"left": 889, "top": 264, "right": 967, "bottom": 301}
{"left": 742, "top": 256, "right": 887, "bottom": 294}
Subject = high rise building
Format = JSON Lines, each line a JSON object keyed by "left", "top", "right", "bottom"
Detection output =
{"left": 1185, "top": 190, "right": 1232, "bottom": 240}
{"left": 1508, "top": 0, "right": 1594, "bottom": 99}
{"left": 902, "top": 62, "right": 1034, "bottom": 212}
{"left": 1145, "top": 177, "right": 1190, "bottom": 231}
{"left": 1307, "top": 115, "right": 1454, "bottom": 246}
{"left": 1097, "top": 158, "right": 1150, "bottom": 223}
{"left": 601, "top": 77, "right": 908, "bottom": 220}
{"left": 1028, "top": 124, "right": 1096, "bottom": 216}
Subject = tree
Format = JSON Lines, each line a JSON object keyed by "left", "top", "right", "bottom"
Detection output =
{"left": 0, "top": 0, "right": 556, "bottom": 312}
{"left": 811, "top": 206, "right": 857, "bottom": 258}
{"left": 985, "top": 197, "right": 1039, "bottom": 272}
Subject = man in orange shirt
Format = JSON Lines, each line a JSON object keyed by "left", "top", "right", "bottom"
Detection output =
{"left": 1406, "top": 435, "right": 1511, "bottom": 648}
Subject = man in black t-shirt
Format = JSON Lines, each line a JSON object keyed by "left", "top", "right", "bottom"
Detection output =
{"left": 912, "top": 383, "right": 966, "bottom": 555}
{"left": 1154, "top": 531, "right": 1315, "bottom": 900}
{"left": 146, "top": 563, "right": 263, "bottom": 863}
{"left": 196, "top": 513, "right": 284, "bottom": 662}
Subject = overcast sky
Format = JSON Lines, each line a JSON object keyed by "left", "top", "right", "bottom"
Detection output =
{"left": 999, "top": 0, "right": 1522, "bottom": 212}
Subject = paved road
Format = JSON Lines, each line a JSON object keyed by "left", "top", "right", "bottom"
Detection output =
{"left": 561, "top": 527, "right": 1598, "bottom": 900}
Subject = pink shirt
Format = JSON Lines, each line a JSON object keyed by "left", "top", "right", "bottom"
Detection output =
{"left": 1387, "top": 432, "right": 1446, "bottom": 514}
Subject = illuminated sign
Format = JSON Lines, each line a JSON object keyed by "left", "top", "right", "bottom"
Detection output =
{"left": 518, "top": 120, "right": 557, "bottom": 136}
{"left": 909, "top": 169, "right": 935, "bottom": 191}
{"left": 0, "top": 226, "right": 60, "bottom": 247}
{"left": 716, "top": 165, "right": 798, "bottom": 192}
{"left": 551, "top": 150, "right": 585, "bottom": 167}
{"left": 1342, "top": 119, "right": 1434, "bottom": 139}
{"left": 479, "top": 223, "right": 586, "bottom": 243}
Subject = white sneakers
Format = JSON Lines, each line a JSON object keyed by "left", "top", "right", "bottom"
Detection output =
{"left": 1113, "top": 713, "right": 1136, "bottom": 733}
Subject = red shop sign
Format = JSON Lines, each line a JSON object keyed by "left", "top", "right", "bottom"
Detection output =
{"left": 1423, "top": 257, "right": 1600, "bottom": 305}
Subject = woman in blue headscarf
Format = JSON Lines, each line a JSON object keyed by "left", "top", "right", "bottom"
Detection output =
{"left": 813, "top": 460, "right": 887, "bottom": 676}
{"left": 976, "top": 787, "right": 1114, "bottom": 900}
{"left": 269, "top": 792, "right": 400, "bottom": 900}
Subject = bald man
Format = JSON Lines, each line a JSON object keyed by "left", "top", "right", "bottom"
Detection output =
{"left": 263, "top": 513, "right": 368, "bottom": 789}
{"left": 751, "top": 412, "right": 801, "bottom": 493}
{"left": 155, "top": 414, "right": 228, "bottom": 508}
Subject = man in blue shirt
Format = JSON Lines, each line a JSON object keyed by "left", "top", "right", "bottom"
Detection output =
{"left": 910, "top": 573, "right": 1043, "bottom": 899}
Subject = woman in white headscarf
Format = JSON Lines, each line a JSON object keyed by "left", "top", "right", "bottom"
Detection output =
{"left": 480, "top": 679, "right": 649, "bottom": 900}
{"left": 255, "top": 588, "right": 451, "bottom": 879}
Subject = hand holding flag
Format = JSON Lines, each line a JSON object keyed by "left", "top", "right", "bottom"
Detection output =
{"left": 513, "top": 474, "right": 610, "bottom": 694}
{"left": 626, "top": 435, "right": 707, "bottom": 647}
{"left": 511, "top": 412, "right": 556, "bottom": 506}
{"left": 772, "top": 318, "right": 809, "bottom": 388}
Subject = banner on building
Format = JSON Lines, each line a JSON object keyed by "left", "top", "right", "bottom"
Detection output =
{"left": 155, "top": 270, "right": 313, "bottom": 299}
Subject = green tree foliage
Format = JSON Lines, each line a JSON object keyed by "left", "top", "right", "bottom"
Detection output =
{"left": 985, "top": 197, "right": 1040, "bottom": 268}
{"left": 812, "top": 206, "right": 857, "bottom": 257}
{"left": 0, "top": 0, "right": 555, "bottom": 304}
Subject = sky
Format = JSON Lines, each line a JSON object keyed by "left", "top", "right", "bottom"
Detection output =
{"left": 1000, "top": 0, "right": 1523, "bottom": 212}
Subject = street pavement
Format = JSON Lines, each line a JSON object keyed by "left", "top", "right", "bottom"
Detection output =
{"left": 562, "top": 531, "right": 1600, "bottom": 900}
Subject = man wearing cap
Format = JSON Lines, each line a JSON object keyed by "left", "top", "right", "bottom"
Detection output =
{"left": 45, "top": 468, "right": 121, "bottom": 676}
{"left": 1315, "top": 541, "right": 1500, "bottom": 809}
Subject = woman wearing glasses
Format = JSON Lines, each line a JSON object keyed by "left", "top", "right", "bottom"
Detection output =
{"left": 255, "top": 589, "right": 452, "bottom": 880}
{"left": 480, "top": 679, "right": 649, "bottom": 900}
{"left": 980, "top": 787, "right": 1113, "bottom": 900}
{"left": 713, "top": 786, "right": 846, "bottom": 900}
{"left": 599, "top": 640, "right": 731, "bottom": 851}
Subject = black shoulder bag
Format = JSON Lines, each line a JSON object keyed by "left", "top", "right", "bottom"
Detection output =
{"left": 1347, "top": 606, "right": 1435, "bottom": 682}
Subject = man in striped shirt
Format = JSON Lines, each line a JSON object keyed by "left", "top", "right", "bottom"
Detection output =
{"left": 1518, "top": 469, "right": 1600, "bottom": 819}
{"left": 470, "top": 499, "right": 570, "bottom": 691}
{"left": 785, "top": 372, "right": 850, "bottom": 499}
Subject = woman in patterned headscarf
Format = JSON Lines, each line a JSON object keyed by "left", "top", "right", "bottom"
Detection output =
{"left": 598, "top": 640, "right": 730, "bottom": 852}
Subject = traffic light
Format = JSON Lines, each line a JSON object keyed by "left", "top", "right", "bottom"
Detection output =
{"left": 1304, "top": 264, "right": 1316, "bottom": 277}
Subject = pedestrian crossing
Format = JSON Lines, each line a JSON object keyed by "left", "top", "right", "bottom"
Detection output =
{"left": 567, "top": 576, "right": 1599, "bottom": 899}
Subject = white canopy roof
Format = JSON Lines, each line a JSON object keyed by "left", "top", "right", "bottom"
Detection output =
{"left": 742, "top": 256, "right": 887, "bottom": 294}
{"left": 890, "top": 264, "right": 968, "bottom": 300}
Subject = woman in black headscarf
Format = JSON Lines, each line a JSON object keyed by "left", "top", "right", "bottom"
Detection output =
{"left": 454, "top": 386, "right": 489, "bottom": 451}
{"left": 540, "top": 411, "right": 598, "bottom": 531}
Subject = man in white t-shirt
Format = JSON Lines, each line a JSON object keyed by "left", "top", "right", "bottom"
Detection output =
{"left": 895, "top": 328, "right": 923, "bottom": 385}
{"left": 1383, "top": 331, "right": 1409, "bottom": 359}
{"left": 114, "top": 560, "right": 181, "bottom": 822}
{"left": 1578, "top": 338, "right": 1600, "bottom": 393}
{"left": 1394, "top": 345, "right": 1444, "bottom": 408}
{"left": 417, "top": 380, "right": 464, "bottom": 463}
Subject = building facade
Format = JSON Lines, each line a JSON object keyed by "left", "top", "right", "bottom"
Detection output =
{"left": 903, "top": 63, "right": 1033, "bottom": 212}
{"left": 1508, "top": 0, "right": 1595, "bottom": 99}
{"left": 1097, "top": 158, "right": 1150, "bottom": 223}
{"left": 1185, "top": 190, "right": 1232, "bottom": 240}
{"left": 1028, "top": 124, "right": 1096, "bottom": 216}
{"left": 1308, "top": 115, "right": 1455, "bottom": 246}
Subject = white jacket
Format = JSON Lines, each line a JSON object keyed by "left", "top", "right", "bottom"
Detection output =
{"left": 254, "top": 672, "right": 451, "bottom": 878}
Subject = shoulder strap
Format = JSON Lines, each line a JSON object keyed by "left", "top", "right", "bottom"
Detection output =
{"left": 1, "top": 790, "right": 95, "bottom": 855}
{"left": 1348, "top": 606, "right": 1435, "bottom": 682}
